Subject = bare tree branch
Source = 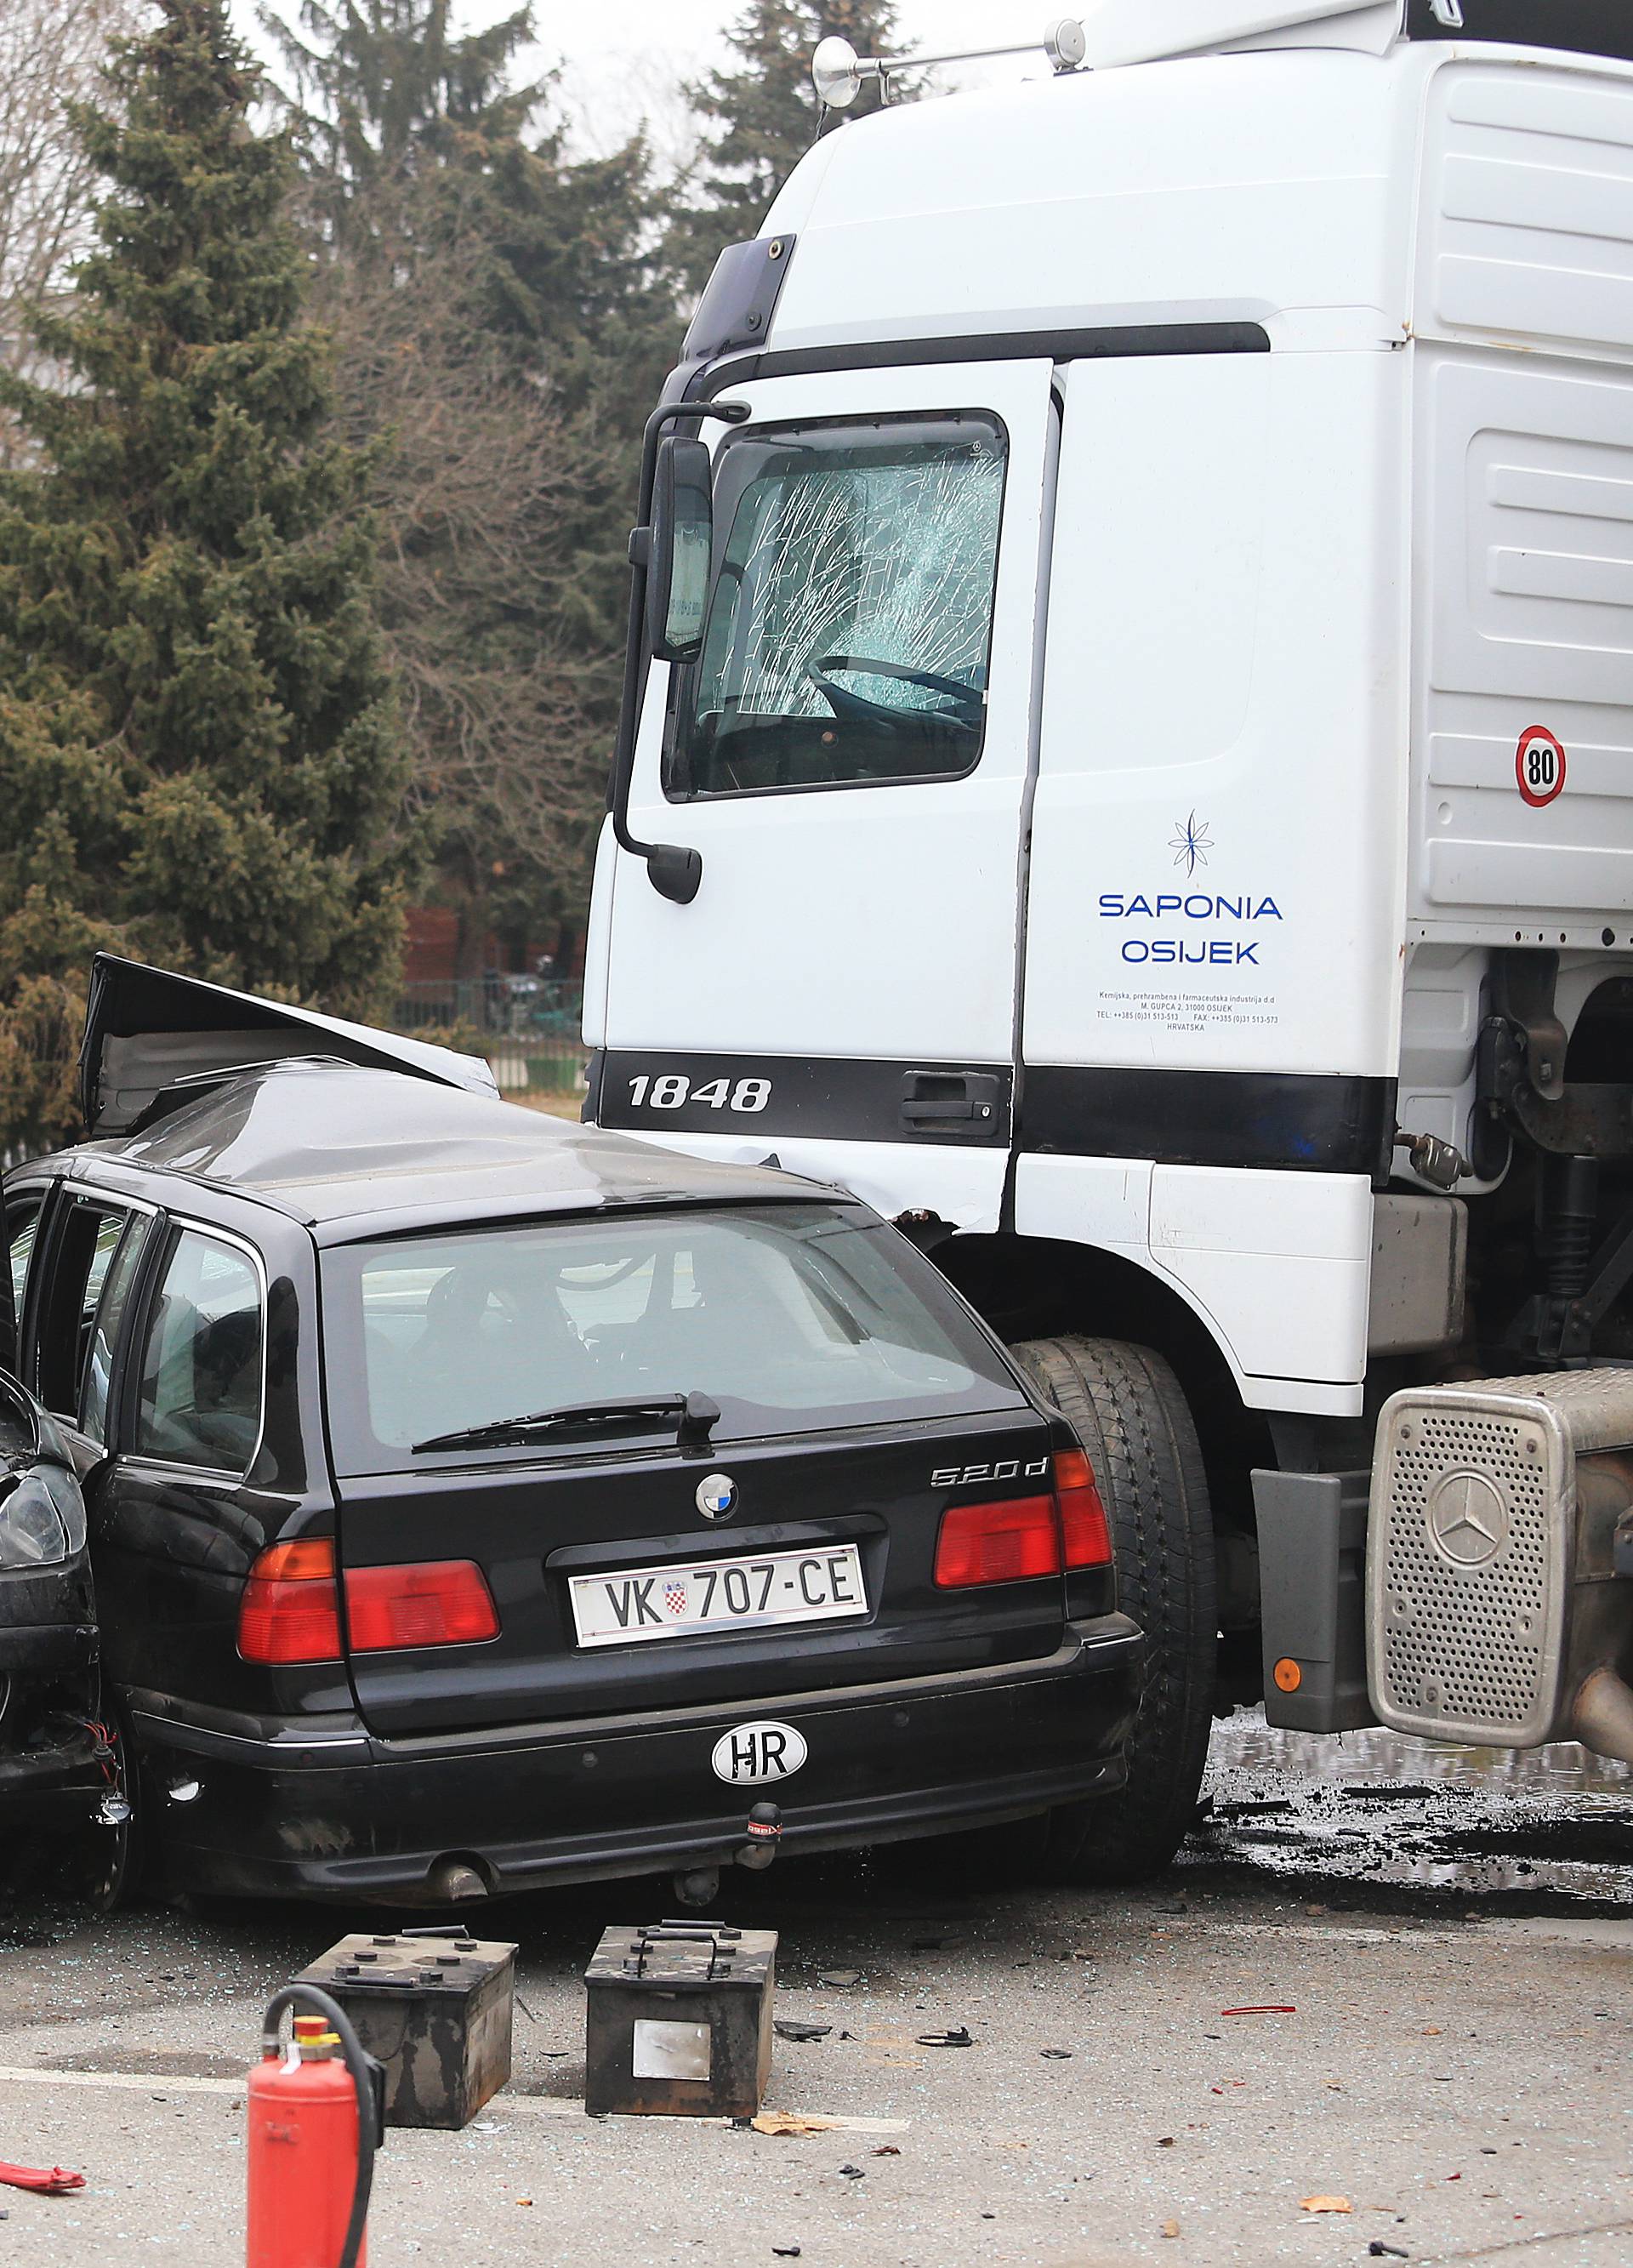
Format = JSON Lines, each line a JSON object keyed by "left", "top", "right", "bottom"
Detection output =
{"left": 0, "top": 0, "right": 150, "bottom": 453}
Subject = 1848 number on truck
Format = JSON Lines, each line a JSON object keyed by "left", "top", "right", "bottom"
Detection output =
{"left": 628, "top": 1074, "right": 771, "bottom": 1113}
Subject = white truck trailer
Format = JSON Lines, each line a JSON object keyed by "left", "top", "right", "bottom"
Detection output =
{"left": 583, "top": 0, "right": 1633, "bottom": 1876}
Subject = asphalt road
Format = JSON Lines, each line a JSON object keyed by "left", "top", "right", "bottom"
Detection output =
{"left": 1, "top": 1718, "right": 1628, "bottom": 2268}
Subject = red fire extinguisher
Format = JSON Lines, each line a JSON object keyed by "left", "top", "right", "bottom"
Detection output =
{"left": 248, "top": 1986, "right": 383, "bottom": 2268}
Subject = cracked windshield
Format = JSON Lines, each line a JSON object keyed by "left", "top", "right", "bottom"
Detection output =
{"left": 676, "top": 415, "right": 1006, "bottom": 794}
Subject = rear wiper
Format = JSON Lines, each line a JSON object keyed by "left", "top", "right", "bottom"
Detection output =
{"left": 412, "top": 1392, "right": 720, "bottom": 1456}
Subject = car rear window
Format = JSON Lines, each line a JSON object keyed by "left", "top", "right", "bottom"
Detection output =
{"left": 320, "top": 1205, "right": 1023, "bottom": 1473}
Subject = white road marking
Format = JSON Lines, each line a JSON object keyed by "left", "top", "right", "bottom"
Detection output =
{"left": 1147, "top": 1918, "right": 1633, "bottom": 1951}
{"left": 0, "top": 2066, "right": 908, "bottom": 2133}
{"left": 0, "top": 2067, "right": 245, "bottom": 2096}
{"left": 1151, "top": 1922, "right": 1455, "bottom": 1944}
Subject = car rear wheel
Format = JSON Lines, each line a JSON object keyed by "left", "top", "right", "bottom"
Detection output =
{"left": 1008, "top": 1335, "right": 1216, "bottom": 1884}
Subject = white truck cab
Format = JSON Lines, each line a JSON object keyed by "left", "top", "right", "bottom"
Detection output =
{"left": 586, "top": 0, "right": 1633, "bottom": 1874}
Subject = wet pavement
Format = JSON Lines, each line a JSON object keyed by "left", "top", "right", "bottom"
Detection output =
{"left": 0, "top": 1716, "right": 1628, "bottom": 2266}
{"left": 1198, "top": 1712, "right": 1633, "bottom": 1909}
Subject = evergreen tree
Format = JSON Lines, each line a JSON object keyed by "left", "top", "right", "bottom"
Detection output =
{"left": 0, "top": 0, "right": 414, "bottom": 1153}
{"left": 674, "top": 0, "right": 904, "bottom": 296}
{"left": 269, "top": 0, "right": 675, "bottom": 972}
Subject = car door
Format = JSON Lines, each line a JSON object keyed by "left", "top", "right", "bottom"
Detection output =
{"left": 3, "top": 1181, "right": 47, "bottom": 1380}
{"left": 590, "top": 359, "right": 1060, "bottom": 1233}
{"left": 30, "top": 1188, "right": 157, "bottom": 1475}
{"left": 92, "top": 1213, "right": 326, "bottom": 1716}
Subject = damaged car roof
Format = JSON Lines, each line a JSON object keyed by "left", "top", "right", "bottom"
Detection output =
{"left": 77, "top": 951, "right": 502, "bottom": 1134}
{"left": 20, "top": 954, "right": 824, "bottom": 1239}
{"left": 52, "top": 1058, "right": 820, "bottom": 1239}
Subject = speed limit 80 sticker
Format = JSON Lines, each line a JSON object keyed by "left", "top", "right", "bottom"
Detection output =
{"left": 1516, "top": 726, "right": 1567, "bottom": 807}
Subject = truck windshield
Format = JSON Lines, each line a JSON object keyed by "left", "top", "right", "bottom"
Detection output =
{"left": 321, "top": 1204, "right": 1024, "bottom": 1473}
{"left": 669, "top": 413, "right": 1006, "bottom": 798}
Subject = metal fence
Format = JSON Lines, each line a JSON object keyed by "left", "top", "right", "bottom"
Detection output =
{"left": 390, "top": 977, "right": 587, "bottom": 1098}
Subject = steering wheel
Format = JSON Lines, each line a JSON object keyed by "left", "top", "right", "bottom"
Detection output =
{"left": 805, "top": 652, "right": 985, "bottom": 731}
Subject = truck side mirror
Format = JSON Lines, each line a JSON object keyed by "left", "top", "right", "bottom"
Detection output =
{"left": 646, "top": 436, "right": 714, "bottom": 664}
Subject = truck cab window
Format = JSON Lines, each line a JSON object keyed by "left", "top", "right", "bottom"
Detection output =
{"left": 669, "top": 414, "right": 1005, "bottom": 798}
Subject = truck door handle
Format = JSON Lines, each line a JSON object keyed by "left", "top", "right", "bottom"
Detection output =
{"left": 899, "top": 1071, "right": 1004, "bottom": 1137}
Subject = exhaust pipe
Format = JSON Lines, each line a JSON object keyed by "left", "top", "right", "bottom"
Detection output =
{"left": 425, "top": 1857, "right": 489, "bottom": 1903}
{"left": 1571, "top": 1665, "right": 1633, "bottom": 1766}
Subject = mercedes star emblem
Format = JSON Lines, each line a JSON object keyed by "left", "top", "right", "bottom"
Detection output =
{"left": 1425, "top": 1470, "right": 1510, "bottom": 1567}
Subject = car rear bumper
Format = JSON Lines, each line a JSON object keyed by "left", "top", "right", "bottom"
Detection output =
{"left": 125, "top": 1615, "right": 1142, "bottom": 1903}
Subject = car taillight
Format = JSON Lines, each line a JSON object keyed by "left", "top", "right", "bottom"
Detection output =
{"left": 237, "top": 1537, "right": 343, "bottom": 1665}
{"left": 344, "top": 1561, "right": 499, "bottom": 1653}
{"left": 932, "top": 1450, "right": 1113, "bottom": 1589}
{"left": 1055, "top": 1448, "right": 1112, "bottom": 1570}
{"left": 935, "top": 1495, "right": 1061, "bottom": 1587}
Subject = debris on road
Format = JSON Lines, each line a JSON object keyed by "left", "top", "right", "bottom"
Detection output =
{"left": 1300, "top": 2195, "right": 1352, "bottom": 2214}
{"left": 817, "top": 1971, "right": 862, "bottom": 1988}
{"left": 774, "top": 2022, "right": 833, "bottom": 2044}
{"left": 299, "top": 1931, "right": 519, "bottom": 2132}
{"left": 752, "top": 2112, "right": 841, "bottom": 2138}
{"left": 915, "top": 2027, "right": 973, "bottom": 2048}
{"left": 0, "top": 2159, "right": 86, "bottom": 2195}
{"left": 585, "top": 1923, "right": 777, "bottom": 2121}
{"left": 1221, "top": 2005, "right": 1297, "bottom": 2016}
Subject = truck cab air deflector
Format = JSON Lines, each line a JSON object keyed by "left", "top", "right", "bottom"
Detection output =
{"left": 77, "top": 954, "right": 499, "bottom": 1137}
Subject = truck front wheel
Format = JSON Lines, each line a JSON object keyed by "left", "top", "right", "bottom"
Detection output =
{"left": 1009, "top": 1335, "right": 1217, "bottom": 1884}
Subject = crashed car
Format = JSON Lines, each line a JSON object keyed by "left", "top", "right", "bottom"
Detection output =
{"left": 0, "top": 1359, "right": 118, "bottom": 1878}
{"left": 0, "top": 954, "right": 1140, "bottom": 1907}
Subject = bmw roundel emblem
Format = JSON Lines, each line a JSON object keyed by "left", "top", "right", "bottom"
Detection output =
{"left": 697, "top": 1473, "right": 737, "bottom": 1522}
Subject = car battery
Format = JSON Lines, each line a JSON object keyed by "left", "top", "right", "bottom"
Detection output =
{"left": 297, "top": 1931, "right": 518, "bottom": 2130}
{"left": 583, "top": 1922, "right": 777, "bottom": 2118}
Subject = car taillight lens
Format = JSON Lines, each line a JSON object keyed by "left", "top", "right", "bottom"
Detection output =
{"left": 932, "top": 1450, "right": 1112, "bottom": 1589}
{"left": 344, "top": 1561, "right": 499, "bottom": 1654}
{"left": 237, "top": 1537, "right": 343, "bottom": 1665}
{"left": 935, "top": 1495, "right": 1061, "bottom": 1587}
{"left": 1055, "top": 1448, "right": 1112, "bottom": 1570}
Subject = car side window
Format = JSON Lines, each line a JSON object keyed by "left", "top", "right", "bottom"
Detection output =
{"left": 36, "top": 1195, "right": 145, "bottom": 1432}
{"left": 79, "top": 1215, "right": 150, "bottom": 1445}
{"left": 6, "top": 1191, "right": 43, "bottom": 1335}
{"left": 134, "top": 1228, "right": 264, "bottom": 1473}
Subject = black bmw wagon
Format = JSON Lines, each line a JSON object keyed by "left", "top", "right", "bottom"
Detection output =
{"left": 0, "top": 955, "right": 1139, "bottom": 1907}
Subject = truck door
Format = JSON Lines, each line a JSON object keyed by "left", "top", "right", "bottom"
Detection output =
{"left": 590, "top": 359, "right": 1059, "bottom": 1232}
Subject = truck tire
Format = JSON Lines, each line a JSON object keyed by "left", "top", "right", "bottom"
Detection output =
{"left": 1009, "top": 1335, "right": 1216, "bottom": 1884}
